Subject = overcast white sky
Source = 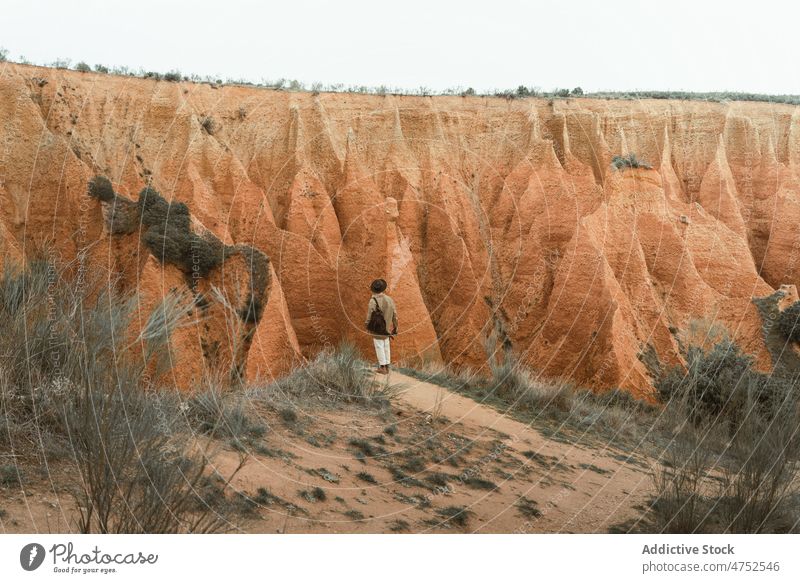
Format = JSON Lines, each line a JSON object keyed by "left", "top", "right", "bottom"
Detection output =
{"left": 1, "top": 0, "right": 799, "bottom": 94}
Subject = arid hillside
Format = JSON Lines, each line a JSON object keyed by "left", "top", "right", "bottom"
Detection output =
{"left": 2, "top": 63, "right": 799, "bottom": 397}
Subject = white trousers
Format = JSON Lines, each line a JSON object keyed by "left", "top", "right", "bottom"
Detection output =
{"left": 373, "top": 338, "right": 391, "bottom": 365}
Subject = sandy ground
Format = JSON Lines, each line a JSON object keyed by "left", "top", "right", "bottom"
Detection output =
{"left": 0, "top": 371, "right": 655, "bottom": 533}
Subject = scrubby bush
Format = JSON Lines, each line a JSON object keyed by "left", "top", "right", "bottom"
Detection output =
{"left": 94, "top": 64, "right": 109, "bottom": 74}
{"left": 253, "top": 342, "right": 390, "bottom": 407}
{"left": 187, "top": 381, "right": 267, "bottom": 440}
{"left": 87, "top": 175, "right": 115, "bottom": 202}
{"left": 437, "top": 505, "right": 470, "bottom": 528}
{"left": 651, "top": 423, "right": 718, "bottom": 533}
{"left": 131, "top": 185, "right": 224, "bottom": 277}
{"left": 489, "top": 353, "right": 573, "bottom": 414}
{"left": 0, "top": 464, "right": 22, "bottom": 487}
{"left": 199, "top": 115, "right": 217, "bottom": 135}
{"left": 137, "top": 186, "right": 191, "bottom": 229}
{"left": 611, "top": 153, "right": 652, "bottom": 170}
{"left": 654, "top": 375, "right": 800, "bottom": 533}
{"left": 163, "top": 70, "right": 182, "bottom": 82}
{"left": 143, "top": 229, "right": 224, "bottom": 278}
{"left": 777, "top": 301, "right": 800, "bottom": 342}
{"left": 74, "top": 61, "right": 91, "bottom": 73}
{"left": 0, "top": 47, "right": 8, "bottom": 62}
{"left": 67, "top": 380, "right": 246, "bottom": 533}
{"left": 654, "top": 337, "right": 778, "bottom": 430}
{"left": 0, "top": 261, "right": 246, "bottom": 532}
{"left": 652, "top": 336, "right": 800, "bottom": 533}
{"left": 516, "top": 85, "right": 532, "bottom": 98}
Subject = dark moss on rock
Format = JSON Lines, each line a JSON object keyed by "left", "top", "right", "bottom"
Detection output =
{"left": 87, "top": 175, "right": 270, "bottom": 322}
{"left": 137, "top": 187, "right": 191, "bottom": 233}
{"left": 87, "top": 175, "right": 116, "bottom": 202}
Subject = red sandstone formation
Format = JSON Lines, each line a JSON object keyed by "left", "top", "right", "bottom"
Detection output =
{"left": 1, "top": 63, "right": 798, "bottom": 397}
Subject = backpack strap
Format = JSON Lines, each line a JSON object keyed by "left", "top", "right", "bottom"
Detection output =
{"left": 372, "top": 296, "right": 383, "bottom": 314}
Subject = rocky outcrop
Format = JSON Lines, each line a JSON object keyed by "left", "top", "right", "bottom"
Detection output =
{"left": 2, "top": 63, "right": 800, "bottom": 396}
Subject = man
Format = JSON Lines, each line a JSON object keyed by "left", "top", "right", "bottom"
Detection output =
{"left": 365, "top": 278, "right": 398, "bottom": 374}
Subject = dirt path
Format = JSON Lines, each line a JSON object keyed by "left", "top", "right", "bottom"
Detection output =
{"left": 389, "top": 371, "right": 654, "bottom": 533}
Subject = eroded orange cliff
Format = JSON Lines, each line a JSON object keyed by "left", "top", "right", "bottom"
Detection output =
{"left": 2, "top": 62, "right": 798, "bottom": 398}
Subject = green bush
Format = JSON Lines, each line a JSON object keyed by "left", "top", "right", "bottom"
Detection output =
{"left": 611, "top": 153, "right": 652, "bottom": 170}
{"left": 199, "top": 115, "right": 217, "bottom": 135}
{"left": 87, "top": 175, "right": 116, "bottom": 202}
{"left": 137, "top": 187, "right": 191, "bottom": 230}
{"left": 777, "top": 301, "right": 800, "bottom": 342}
{"left": 654, "top": 338, "right": 758, "bottom": 423}
{"left": 74, "top": 61, "right": 91, "bottom": 73}
{"left": 133, "top": 186, "right": 224, "bottom": 277}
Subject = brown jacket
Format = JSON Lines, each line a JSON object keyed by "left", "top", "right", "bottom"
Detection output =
{"left": 365, "top": 293, "right": 398, "bottom": 339}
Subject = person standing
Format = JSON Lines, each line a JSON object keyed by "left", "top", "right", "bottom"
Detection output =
{"left": 365, "top": 278, "right": 398, "bottom": 374}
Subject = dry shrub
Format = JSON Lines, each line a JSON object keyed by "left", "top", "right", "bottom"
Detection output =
{"left": 0, "top": 260, "right": 246, "bottom": 533}
{"left": 715, "top": 378, "right": 800, "bottom": 533}
{"left": 66, "top": 383, "right": 246, "bottom": 533}
{"left": 400, "top": 360, "right": 480, "bottom": 392}
{"left": 401, "top": 349, "right": 649, "bottom": 432}
{"left": 651, "top": 422, "right": 720, "bottom": 533}
{"left": 186, "top": 378, "right": 268, "bottom": 441}
{"left": 777, "top": 301, "right": 800, "bottom": 343}
{"left": 253, "top": 342, "right": 392, "bottom": 408}
{"left": 652, "top": 338, "right": 800, "bottom": 533}
{"left": 489, "top": 354, "right": 573, "bottom": 415}
{"left": 199, "top": 115, "right": 217, "bottom": 135}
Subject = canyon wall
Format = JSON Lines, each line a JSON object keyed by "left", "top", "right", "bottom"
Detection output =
{"left": 2, "top": 63, "right": 800, "bottom": 397}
